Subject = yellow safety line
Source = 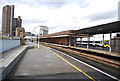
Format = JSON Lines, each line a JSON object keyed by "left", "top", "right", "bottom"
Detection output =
{"left": 43, "top": 46, "right": 96, "bottom": 81}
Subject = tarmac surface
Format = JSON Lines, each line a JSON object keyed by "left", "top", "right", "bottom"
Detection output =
{"left": 5, "top": 44, "right": 118, "bottom": 81}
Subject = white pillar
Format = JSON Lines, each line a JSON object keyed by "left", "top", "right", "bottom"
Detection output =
{"left": 102, "top": 34, "right": 104, "bottom": 46}
{"left": 87, "top": 35, "right": 90, "bottom": 49}
{"left": 74, "top": 37, "right": 76, "bottom": 47}
{"left": 69, "top": 37, "right": 71, "bottom": 46}
{"left": 80, "top": 37, "right": 82, "bottom": 47}
{"left": 109, "top": 31, "right": 112, "bottom": 52}
{"left": 38, "top": 26, "right": 41, "bottom": 48}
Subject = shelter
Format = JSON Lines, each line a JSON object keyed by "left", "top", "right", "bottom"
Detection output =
{"left": 40, "top": 30, "right": 88, "bottom": 46}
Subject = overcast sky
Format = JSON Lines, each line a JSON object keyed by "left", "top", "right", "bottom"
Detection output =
{"left": 0, "top": 0, "right": 119, "bottom": 36}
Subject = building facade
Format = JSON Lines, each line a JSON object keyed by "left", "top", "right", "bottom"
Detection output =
{"left": 13, "top": 16, "right": 22, "bottom": 36}
{"left": 2, "top": 5, "right": 14, "bottom": 36}
{"left": 10, "top": 5, "right": 14, "bottom": 35}
{"left": 14, "top": 16, "right": 22, "bottom": 27}
{"left": 2, "top": 5, "right": 23, "bottom": 36}
{"left": 15, "top": 27, "right": 25, "bottom": 37}
{"left": 40, "top": 26, "right": 48, "bottom": 36}
{"left": 118, "top": 1, "right": 120, "bottom": 21}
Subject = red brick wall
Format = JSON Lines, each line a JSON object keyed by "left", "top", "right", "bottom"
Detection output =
{"left": 40, "top": 37, "right": 69, "bottom": 46}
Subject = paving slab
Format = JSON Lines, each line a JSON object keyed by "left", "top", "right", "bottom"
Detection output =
{"left": 1, "top": 46, "right": 25, "bottom": 62}
{"left": 13, "top": 45, "right": 78, "bottom": 76}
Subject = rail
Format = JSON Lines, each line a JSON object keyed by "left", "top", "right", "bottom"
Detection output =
{"left": 41, "top": 42, "right": 120, "bottom": 79}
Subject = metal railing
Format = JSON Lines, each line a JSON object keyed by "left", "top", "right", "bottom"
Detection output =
{"left": 0, "top": 33, "right": 20, "bottom": 40}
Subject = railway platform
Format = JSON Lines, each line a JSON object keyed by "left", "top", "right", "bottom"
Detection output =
{"left": 4, "top": 44, "right": 119, "bottom": 81}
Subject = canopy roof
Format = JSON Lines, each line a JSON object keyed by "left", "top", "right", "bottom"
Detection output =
{"left": 73, "top": 21, "right": 120, "bottom": 35}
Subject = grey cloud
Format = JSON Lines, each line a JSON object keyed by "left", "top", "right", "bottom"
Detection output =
{"left": 88, "top": 10, "right": 117, "bottom": 22}
{"left": 0, "top": 0, "right": 67, "bottom": 9}
{"left": 15, "top": 1, "right": 67, "bottom": 9}
{"left": 49, "top": 26, "right": 57, "bottom": 29}
{"left": 72, "top": 0, "right": 91, "bottom": 8}
{"left": 24, "top": 19, "right": 48, "bottom": 24}
{"left": 37, "top": 2, "right": 67, "bottom": 9}
{"left": 49, "top": 25, "right": 64, "bottom": 29}
{"left": 1, "top": 0, "right": 90, "bottom": 9}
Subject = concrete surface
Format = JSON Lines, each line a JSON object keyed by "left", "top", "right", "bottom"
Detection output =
{"left": 6, "top": 45, "right": 118, "bottom": 81}
{"left": 12, "top": 45, "right": 78, "bottom": 76}
{"left": 0, "top": 42, "right": 35, "bottom": 80}
{"left": 50, "top": 47, "right": 118, "bottom": 80}
{"left": 1, "top": 46, "right": 25, "bottom": 62}
{"left": 1, "top": 45, "right": 28, "bottom": 80}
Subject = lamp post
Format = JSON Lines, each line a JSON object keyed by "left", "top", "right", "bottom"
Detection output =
{"left": 38, "top": 26, "right": 41, "bottom": 48}
{"left": 32, "top": 25, "right": 41, "bottom": 48}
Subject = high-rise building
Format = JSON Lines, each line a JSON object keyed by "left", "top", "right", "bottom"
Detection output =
{"left": 2, "top": 5, "right": 11, "bottom": 35}
{"left": 10, "top": 5, "right": 14, "bottom": 35}
{"left": 14, "top": 16, "right": 22, "bottom": 27}
{"left": 40, "top": 26, "right": 48, "bottom": 36}
{"left": 18, "top": 16, "right": 22, "bottom": 27}
{"left": 13, "top": 16, "right": 22, "bottom": 35}
{"left": 2, "top": 5, "right": 14, "bottom": 36}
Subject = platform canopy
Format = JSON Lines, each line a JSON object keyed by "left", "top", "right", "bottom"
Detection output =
{"left": 73, "top": 21, "right": 120, "bottom": 35}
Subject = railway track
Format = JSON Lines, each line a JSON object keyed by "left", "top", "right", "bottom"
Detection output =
{"left": 41, "top": 43, "right": 120, "bottom": 79}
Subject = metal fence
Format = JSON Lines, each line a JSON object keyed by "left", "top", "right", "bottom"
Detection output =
{"left": 0, "top": 33, "right": 20, "bottom": 40}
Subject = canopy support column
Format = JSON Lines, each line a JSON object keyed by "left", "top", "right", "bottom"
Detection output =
{"left": 87, "top": 34, "right": 90, "bottom": 49}
{"left": 69, "top": 36, "right": 71, "bottom": 46}
{"left": 80, "top": 37, "right": 82, "bottom": 47}
{"left": 109, "top": 30, "right": 112, "bottom": 52}
{"left": 74, "top": 37, "right": 76, "bottom": 47}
